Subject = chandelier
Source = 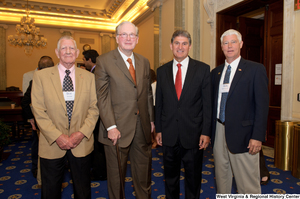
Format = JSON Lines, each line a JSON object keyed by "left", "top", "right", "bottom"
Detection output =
{"left": 7, "top": 0, "right": 47, "bottom": 54}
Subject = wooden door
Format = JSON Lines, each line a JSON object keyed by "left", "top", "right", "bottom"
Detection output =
{"left": 264, "top": 0, "right": 283, "bottom": 147}
{"left": 215, "top": 0, "right": 283, "bottom": 147}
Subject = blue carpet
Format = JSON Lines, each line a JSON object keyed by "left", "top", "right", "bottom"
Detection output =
{"left": 0, "top": 135, "right": 300, "bottom": 199}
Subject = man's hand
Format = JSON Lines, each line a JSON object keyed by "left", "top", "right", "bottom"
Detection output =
{"left": 56, "top": 134, "right": 72, "bottom": 150}
{"left": 199, "top": 135, "right": 210, "bottom": 150}
{"left": 156, "top": 132, "right": 162, "bottom": 146}
{"left": 108, "top": 128, "right": 121, "bottom": 146}
{"left": 247, "top": 139, "right": 262, "bottom": 155}
{"left": 29, "top": 118, "right": 37, "bottom": 130}
{"left": 69, "top": 131, "right": 85, "bottom": 148}
{"left": 151, "top": 122, "right": 155, "bottom": 133}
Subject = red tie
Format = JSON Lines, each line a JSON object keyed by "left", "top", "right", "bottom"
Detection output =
{"left": 175, "top": 63, "right": 182, "bottom": 99}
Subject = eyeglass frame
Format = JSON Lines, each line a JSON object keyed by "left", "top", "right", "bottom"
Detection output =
{"left": 117, "top": 33, "right": 138, "bottom": 39}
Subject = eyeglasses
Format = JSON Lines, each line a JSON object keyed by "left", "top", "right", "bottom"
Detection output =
{"left": 222, "top": 40, "right": 238, "bottom": 45}
{"left": 118, "top": 33, "right": 137, "bottom": 39}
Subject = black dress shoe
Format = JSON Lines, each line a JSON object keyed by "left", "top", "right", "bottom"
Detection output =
{"left": 261, "top": 177, "right": 270, "bottom": 185}
{"left": 91, "top": 174, "right": 107, "bottom": 181}
{"left": 32, "top": 169, "right": 37, "bottom": 178}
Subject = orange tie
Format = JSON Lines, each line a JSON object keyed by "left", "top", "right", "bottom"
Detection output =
{"left": 127, "top": 58, "right": 136, "bottom": 85}
{"left": 175, "top": 63, "right": 182, "bottom": 99}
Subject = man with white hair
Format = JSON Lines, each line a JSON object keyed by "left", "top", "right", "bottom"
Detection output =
{"left": 31, "top": 35, "right": 99, "bottom": 199}
{"left": 211, "top": 29, "right": 269, "bottom": 194}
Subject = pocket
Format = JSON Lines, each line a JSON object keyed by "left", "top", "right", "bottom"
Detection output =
{"left": 242, "top": 120, "right": 254, "bottom": 126}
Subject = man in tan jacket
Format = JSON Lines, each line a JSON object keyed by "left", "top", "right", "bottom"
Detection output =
{"left": 32, "top": 35, "right": 99, "bottom": 199}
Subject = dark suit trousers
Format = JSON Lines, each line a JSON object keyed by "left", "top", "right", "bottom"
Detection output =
{"left": 91, "top": 118, "right": 107, "bottom": 179}
{"left": 40, "top": 150, "right": 92, "bottom": 199}
{"left": 31, "top": 130, "right": 38, "bottom": 172}
{"left": 163, "top": 141, "right": 203, "bottom": 199}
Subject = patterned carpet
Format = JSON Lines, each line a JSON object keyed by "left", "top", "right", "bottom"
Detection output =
{"left": 1, "top": 132, "right": 300, "bottom": 199}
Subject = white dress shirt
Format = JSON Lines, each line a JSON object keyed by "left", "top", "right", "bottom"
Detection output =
{"left": 217, "top": 56, "right": 241, "bottom": 118}
{"left": 172, "top": 56, "right": 189, "bottom": 88}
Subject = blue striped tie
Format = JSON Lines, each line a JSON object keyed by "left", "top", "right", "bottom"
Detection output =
{"left": 219, "top": 65, "right": 231, "bottom": 123}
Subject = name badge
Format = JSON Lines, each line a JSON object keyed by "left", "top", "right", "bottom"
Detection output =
{"left": 63, "top": 91, "right": 75, "bottom": 101}
{"left": 221, "top": 84, "right": 230, "bottom": 93}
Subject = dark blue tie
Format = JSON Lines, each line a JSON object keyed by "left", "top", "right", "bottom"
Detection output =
{"left": 219, "top": 65, "right": 231, "bottom": 123}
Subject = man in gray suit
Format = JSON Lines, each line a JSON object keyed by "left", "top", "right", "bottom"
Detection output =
{"left": 95, "top": 21, "right": 154, "bottom": 199}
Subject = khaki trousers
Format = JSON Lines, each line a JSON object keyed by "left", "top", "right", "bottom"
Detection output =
{"left": 213, "top": 122, "right": 261, "bottom": 194}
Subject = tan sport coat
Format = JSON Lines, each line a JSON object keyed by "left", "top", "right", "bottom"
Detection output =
{"left": 31, "top": 65, "right": 99, "bottom": 159}
{"left": 95, "top": 49, "right": 154, "bottom": 147}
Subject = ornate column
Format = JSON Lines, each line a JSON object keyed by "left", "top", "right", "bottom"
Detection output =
{"left": 0, "top": 25, "right": 8, "bottom": 90}
{"left": 100, "top": 33, "right": 114, "bottom": 54}
{"left": 175, "top": 0, "right": 183, "bottom": 30}
{"left": 281, "top": 0, "right": 295, "bottom": 120}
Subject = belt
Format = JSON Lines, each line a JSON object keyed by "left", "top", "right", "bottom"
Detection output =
{"left": 217, "top": 119, "right": 225, "bottom": 125}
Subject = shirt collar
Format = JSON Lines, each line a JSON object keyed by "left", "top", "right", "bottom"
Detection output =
{"left": 225, "top": 56, "right": 241, "bottom": 69}
{"left": 58, "top": 63, "right": 75, "bottom": 74}
{"left": 173, "top": 56, "right": 189, "bottom": 67}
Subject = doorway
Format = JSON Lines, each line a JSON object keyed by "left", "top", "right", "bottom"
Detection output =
{"left": 216, "top": 0, "right": 283, "bottom": 147}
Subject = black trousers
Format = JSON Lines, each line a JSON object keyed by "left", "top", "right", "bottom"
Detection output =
{"left": 40, "top": 150, "right": 92, "bottom": 199}
{"left": 31, "top": 130, "right": 38, "bottom": 172}
{"left": 91, "top": 118, "right": 107, "bottom": 179}
{"left": 163, "top": 141, "right": 203, "bottom": 199}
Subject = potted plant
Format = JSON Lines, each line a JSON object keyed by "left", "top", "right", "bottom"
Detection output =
{"left": 0, "top": 120, "right": 11, "bottom": 162}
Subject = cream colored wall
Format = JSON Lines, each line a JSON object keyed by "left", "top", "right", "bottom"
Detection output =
{"left": 293, "top": 10, "right": 300, "bottom": 119}
{"left": 135, "top": 14, "right": 155, "bottom": 69}
{"left": 161, "top": 0, "right": 175, "bottom": 65}
{"left": 6, "top": 26, "right": 60, "bottom": 91}
{"left": 5, "top": 25, "right": 109, "bottom": 92}
{"left": 200, "top": 3, "right": 213, "bottom": 68}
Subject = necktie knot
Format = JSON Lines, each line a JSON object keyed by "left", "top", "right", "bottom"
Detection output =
{"left": 127, "top": 58, "right": 132, "bottom": 65}
{"left": 65, "top": 70, "right": 71, "bottom": 76}
{"left": 177, "top": 63, "right": 182, "bottom": 68}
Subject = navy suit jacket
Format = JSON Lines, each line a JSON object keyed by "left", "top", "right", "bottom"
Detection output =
{"left": 211, "top": 58, "right": 269, "bottom": 153}
{"left": 155, "top": 57, "right": 212, "bottom": 149}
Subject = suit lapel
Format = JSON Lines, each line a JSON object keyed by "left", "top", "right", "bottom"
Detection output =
{"left": 227, "top": 58, "right": 247, "bottom": 99}
{"left": 134, "top": 53, "right": 143, "bottom": 93}
{"left": 73, "top": 67, "right": 83, "bottom": 112}
{"left": 114, "top": 49, "right": 136, "bottom": 85}
{"left": 50, "top": 65, "right": 66, "bottom": 112}
{"left": 180, "top": 58, "right": 196, "bottom": 101}
{"left": 213, "top": 64, "right": 224, "bottom": 109}
{"left": 165, "top": 61, "right": 178, "bottom": 100}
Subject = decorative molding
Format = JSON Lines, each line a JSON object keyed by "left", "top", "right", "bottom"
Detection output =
{"left": 1, "top": 0, "right": 107, "bottom": 18}
{"left": 0, "top": 24, "right": 8, "bottom": 29}
{"left": 100, "top": 33, "right": 113, "bottom": 37}
{"left": 147, "top": 0, "right": 163, "bottom": 11}
{"left": 216, "top": 0, "right": 242, "bottom": 12}
{"left": 59, "top": 29, "right": 74, "bottom": 35}
{"left": 203, "top": 0, "right": 215, "bottom": 29}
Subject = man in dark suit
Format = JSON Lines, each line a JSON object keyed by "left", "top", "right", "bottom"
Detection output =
{"left": 211, "top": 29, "right": 269, "bottom": 194}
{"left": 82, "top": 49, "right": 107, "bottom": 181}
{"left": 95, "top": 21, "right": 154, "bottom": 199}
{"left": 32, "top": 36, "right": 99, "bottom": 199}
{"left": 155, "top": 30, "right": 211, "bottom": 199}
{"left": 82, "top": 49, "right": 99, "bottom": 73}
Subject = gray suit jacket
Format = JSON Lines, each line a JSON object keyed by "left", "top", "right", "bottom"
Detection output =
{"left": 95, "top": 49, "right": 154, "bottom": 147}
